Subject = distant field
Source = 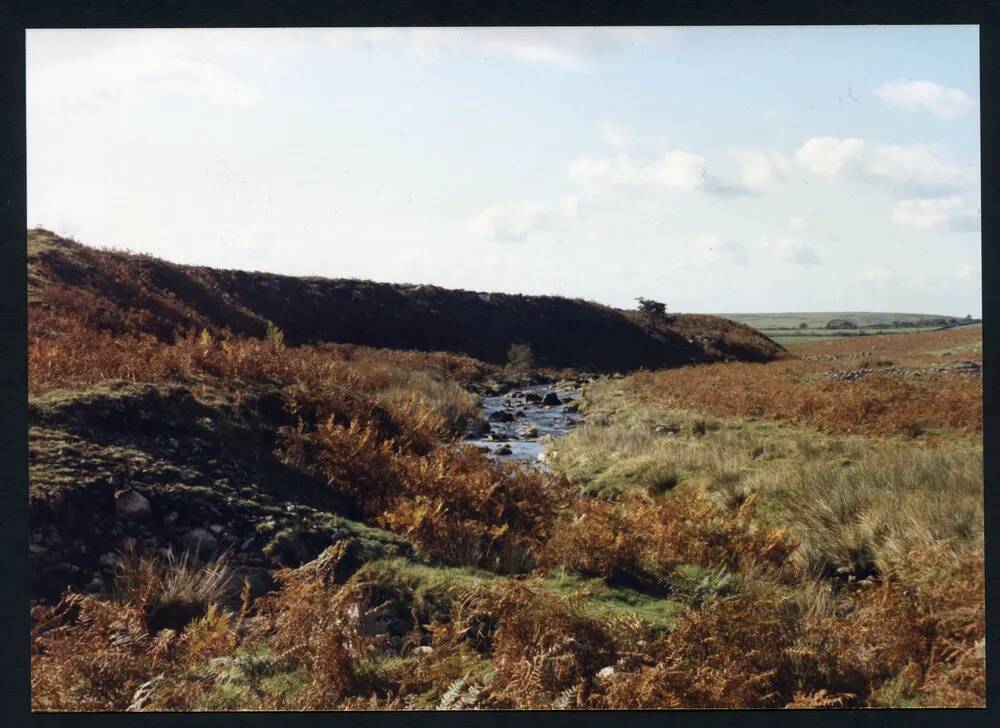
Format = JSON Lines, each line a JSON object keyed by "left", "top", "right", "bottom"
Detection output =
{"left": 765, "top": 327, "right": 942, "bottom": 347}
{"left": 718, "top": 311, "right": 967, "bottom": 329}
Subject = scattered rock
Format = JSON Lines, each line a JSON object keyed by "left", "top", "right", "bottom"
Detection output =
{"left": 523, "top": 392, "right": 543, "bottom": 404}
{"left": 115, "top": 489, "right": 151, "bottom": 522}
{"left": 183, "top": 528, "right": 218, "bottom": 557}
{"left": 541, "top": 392, "right": 562, "bottom": 406}
{"left": 488, "top": 410, "right": 514, "bottom": 423}
{"left": 654, "top": 424, "right": 681, "bottom": 435}
{"left": 495, "top": 444, "right": 513, "bottom": 456}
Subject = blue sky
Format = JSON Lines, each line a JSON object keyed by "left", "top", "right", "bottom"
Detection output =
{"left": 27, "top": 26, "right": 981, "bottom": 315}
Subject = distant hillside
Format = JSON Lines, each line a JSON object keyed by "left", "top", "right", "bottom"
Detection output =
{"left": 719, "top": 312, "right": 971, "bottom": 330}
{"left": 28, "top": 229, "right": 784, "bottom": 371}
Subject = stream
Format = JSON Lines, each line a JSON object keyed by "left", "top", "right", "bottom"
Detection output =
{"left": 464, "top": 382, "right": 585, "bottom": 466}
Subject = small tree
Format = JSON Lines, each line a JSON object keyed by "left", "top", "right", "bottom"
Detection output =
{"left": 506, "top": 343, "right": 534, "bottom": 372}
{"left": 266, "top": 321, "right": 285, "bottom": 350}
{"left": 636, "top": 297, "right": 667, "bottom": 322}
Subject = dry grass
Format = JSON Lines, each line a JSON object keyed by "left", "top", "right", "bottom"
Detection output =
{"left": 628, "top": 329, "right": 982, "bottom": 437}
{"left": 28, "top": 267, "right": 984, "bottom": 710}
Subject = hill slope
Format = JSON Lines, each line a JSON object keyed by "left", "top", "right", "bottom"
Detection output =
{"left": 28, "top": 229, "right": 783, "bottom": 370}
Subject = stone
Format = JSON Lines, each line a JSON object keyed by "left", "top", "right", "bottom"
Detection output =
{"left": 99, "top": 553, "right": 121, "bottom": 569}
{"left": 597, "top": 666, "right": 615, "bottom": 680}
{"left": 209, "top": 524, "right": 225, "bottom": 535}
{"left": 413, "top": 645, "right": 434, "bottom": 657}
{"left": 488, "top": 410, "right": 514, "bottom": 423}
{"left": 541, "top": 392, "right": 562, "bottom": 406}
{"left": 115, "top": 489, "right": 151, "bottom": 521}
{"left": 183, "top": 528, "right": 218, "bottom": 557}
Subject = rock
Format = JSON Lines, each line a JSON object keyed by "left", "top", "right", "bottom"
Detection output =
{"left": 85, "top": 575, "right": 104, "bottom": 592}
{"left": 29, "top": 543, "right": 47, "bottom": 557}
{"left": 235, "top": 567, "right": 276, "bottom": 599}
{"left": 597, "top": 666, "right": 615, "bottom": 681}
{"left": 115, "top": 489, "right": 151, "bottom": 521}
{"left": 183, "top": 528, "right": 218, "bottom": 557}
{"left": 240, "top": 536, "right": 256, "bottom": 551}
{"left": 523, "top": 392, "right": 543, "bottom": 404}
{"left": 654, "top": 424, "right": 681, "bottom": 435}
{"left": 519, "top": 426, "right": 539, "bottom": 438}
{"left": 488, "top": 410, "right": 514, "bottom": 423}
{"left": 542, "top": 392, "right": 561, "bottom": 406}
{"left": 168, "top": 438, "right": 180, "bottom": 449}
{"left": 209, "top": 524, "right": 225, "bottom": 535}
{"left": 99, "top": 553, "right": 121, "bottom": 569}
{"left": 413, "top": 645, "right": 434, "bottom": 657}
{"left": 564, "top": 401, "right": 580, "bottom": 413}
{"left": 466, "top": 419, "right": 491, "bottom": 436}
{"left": 495, "top": 444, "right": 513, "bottom": 456}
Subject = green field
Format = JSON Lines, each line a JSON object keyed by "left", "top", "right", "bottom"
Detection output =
{"left": 763, "top": 327, "right": 942, "bottom": 347}
{"left": 717, "top": 311, "right": 968, "bottom": 329}
{"left": 712, "top": 312, "right": 977, "bottom": 347}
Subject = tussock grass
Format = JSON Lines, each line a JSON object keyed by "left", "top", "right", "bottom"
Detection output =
{"left": 762, "top": 447, "right": 983, "bottom": 581}
{"left": 113, "top": 548, "right": 234, "bottom": 633}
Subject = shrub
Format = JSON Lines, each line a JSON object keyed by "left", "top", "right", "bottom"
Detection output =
{"left": 506, "top": 343, "right": 534, "bottom": 372}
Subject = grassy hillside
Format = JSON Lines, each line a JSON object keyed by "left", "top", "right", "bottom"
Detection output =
{"left": 28, "top": 227, "right": 982, "bottom": 710}
{"left": 29, "top": 229, "right": 782, "bottom": 371}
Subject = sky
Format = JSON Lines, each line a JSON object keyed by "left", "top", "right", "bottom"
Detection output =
{"left": 26, "top": 26, "right": 982, "bottom": 316}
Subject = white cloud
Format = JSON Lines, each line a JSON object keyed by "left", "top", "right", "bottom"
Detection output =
{"left": 892, "top": 196, "right": 980, "bottom": 232}
{"left": 730, "top": 149, "right": 791, "bottom": 190}
{"left": 570, "top": 149, "right": 746, "bottom": 197}
{"left": 795, "top": 137, "right": 865, "bottom": 175}
{"left": 29, "top": 35, "right": 260, "bottom": 113}
{"left": 788, "top": 216, "right": 811, "bottom": 233}
{"left": 468, "top": 195, "right": 579, "bottom": 243}
{"left": 322, "top": 26, "right": 675, "bottom": 70}
{"left": 955, "top": 264, "right": 980, "bottom": 281}
{"left": 874, "top": 79, "right": 976, "bottom": 119}
{"left": 864, "top": 144, "right": 964, "bottom": 194}
{"left": 860, "top": 267, "right": 895, "bottom": 281}
{"left": 796, "top": 137, "right": 968, "bottom": 196}
{"left": 597, "top": 121, "right": 669, "bottom": 153}
{"left": 755, "top": 234, "right": 820, "bottom": 265}
{"left": 692, "top": 233, "right": 748, "bottom": 266}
